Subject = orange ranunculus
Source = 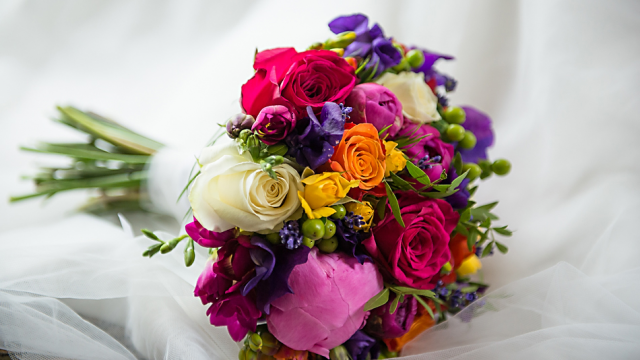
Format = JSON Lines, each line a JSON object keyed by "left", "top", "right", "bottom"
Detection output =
{"left": 329, "top": 123, "right": 386, "bottom": 190}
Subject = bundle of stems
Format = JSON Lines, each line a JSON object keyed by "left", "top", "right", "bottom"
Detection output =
{"left": 10, "top": 106, "right": 165, "bottom": 213}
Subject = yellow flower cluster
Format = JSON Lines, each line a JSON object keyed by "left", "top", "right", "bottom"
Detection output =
{"left": 298, "top": 172, "right": 359, "bottom": 219}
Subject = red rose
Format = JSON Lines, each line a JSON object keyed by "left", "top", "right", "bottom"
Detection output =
{"left": 363, "top": 192, "right": 459, "bottom": 289}
{"left": 241, "top": 48, "right": 356, "bottom": 118}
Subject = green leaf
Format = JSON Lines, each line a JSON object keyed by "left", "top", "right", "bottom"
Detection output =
{"left": 495, "top": 241, "right": 509, "bottom": 254}
{"left": 493, "top": 226, "right": 513, "bottom": 236}
{"left": 467, "top": 227, "right": 478, "bottom": 251}
{"left": 447, "top": 169, "right": 469, "bottom": 194}
{"left": 404, "top": 160, "right": 432, "bottom": 187}
{"left": 384, "top": 181, "right": 405, "bottom": 227}
{"left": 414, "top": 296, "right": 435, "bottom": 319}
{"left": 468, "top": 185, "right": 478, "bottom": 197}
{"left": 141, "top": 229, "right": 160, "bottom": 241}
{"left": 453, "top": 152, "right": 463, "bottom": 175}
{"left": 479, "top": 217, "right": 492, "bottom": 229}
{"left": 388, "top": 172, "right": 415, "bottom": 191}
{"left": 460, "top": 209, "right": 471, "bottom": 224}
{"left": 177, "top": 170, "right": 200, "bottom": 203}
{"left": 390, "top": 286, "right": 436, "bottom": 298}
{"left": 378, "top": 124, "right": 393, "bottom": 136}
{"left": 389, "top": 294, "right": 401, "bottom": 314}
{"left": 476, "top": 201, "right": 499, "bottom": 212}
{"left": 481, "top": 241, "right": 494, "bottom": 257}
{"left": 421, "top": 190, "right": 457, "bottom": 199}
{"left": 460, "top": 285, "right": 479, "bottom": 293}
{"left": 21, "top": 144, "right": 150, "bottom": 164}
{"left": 455, "top": 224, "right": 469, "bottom": 236}
{"left": 364, "top": 288, "right": 390, "bottom": 311}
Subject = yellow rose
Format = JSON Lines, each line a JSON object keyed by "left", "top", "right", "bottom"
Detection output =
{"left": 456, "top": 255, "right": 483, "bottom": 276}
{"left": 384, "top": 141, "right": 407, "bottom": 177}
{"left": 298, "top": 172, "right": 359, "bottom": 219}
{"left": 345, "top": 201, "right": 375, "bottom": 231}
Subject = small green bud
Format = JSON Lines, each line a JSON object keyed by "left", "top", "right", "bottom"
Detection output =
{"left": 462, "top": 163, "right": 482, "bottom": 181}
{"left": 324, "top": 31, "right": 357, "bottom": 49}
{"left": 308, "top": 42, "right": 323, "bottom": 50}
{"left": 392, "top": 43, "right": 405, "bottom": 56}
{"left": 184, "top": 238, "right": 195, "bottom": 267}
{"left": 441, "top": 261, "right": 452, "bottom": 274}
{"left": 248, "top": 333, "right": 263, "bottom": 352}
{"left": 266, "top": 143, "right": 288, "bottom": 156}
{"left": 391, "top": 58, "right": 410, "bottom": 72}
{"left": 245, "top": 349, "right": 258, "bottom": 360}
{"left": 443, "top": 107, "right": 466, "bottom": 124}
{"left": 260, "top": 332, "right": 281, "bottom": 356}
{"left": 445, "top": 124, "right": 466, "bottom": 142}
{"left": 406, "top": 49, "right": 425, "bottom": 68}
{"left": 317, "top": 236, "right": 339, "bottom": 253}
{"left": 478, "top": 159, "right": 493, "bottom": 179}
{"left": 492, "top": 159, "right": 511, "bottom": 176}
{"left": 262, "top": 162, "right": 273, "bottom": 172}
{"left": 330, "top": 345, "right": 351, "bottom": 360}
{"left": 302, "top": 236, "right": 315, "bottom": 248}
{"left": 239, "top": 129, "right": 253, "bottom": 142}
{"left": 459, "top": 131, "right": 477, "bottom": 149}
{"left": 238, "top": 348, "right": 248, "bottom": 360}
{"left": 265, "top": 233, "right": 281, "bottom": 245}
{"left": 266, "top": 155, "right": 284, "bottom": 166}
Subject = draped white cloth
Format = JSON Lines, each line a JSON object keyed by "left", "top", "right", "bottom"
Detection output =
{"left": 1, "top": 0, "right": 640, "bottom": 359}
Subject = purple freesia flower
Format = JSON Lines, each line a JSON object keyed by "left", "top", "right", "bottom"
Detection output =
{"left": 457, "top": 106, "right": 494, "bottom": 163}
{"left": 344, "top": 331, "right": 380, "bottom": 360}
{"left": 364, "top": 293, "right": 418, "bottom": 339}
{"left": 242, "top": 236, "right": 276, "bottom": 296}
{"left": 185, "top": 218, "right": 235, "bottom": 248}
{"left": 412, "top": 48, "right": 455, "bottom": 86}
{"left": 443, "top": 166, "right": 470, "bottom": 210}
{"left": 329, "top": 14, "right": 401, "bottom": 77}
{"left": 255, "top": 245, "right": 310, "bottom": 314}
{"left": 285, "top": 102, "right": 348, "bottom": 169}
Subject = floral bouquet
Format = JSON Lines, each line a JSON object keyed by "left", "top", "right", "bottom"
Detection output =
{"left": 13, "top": 13, "right": 512, "bottom": 360}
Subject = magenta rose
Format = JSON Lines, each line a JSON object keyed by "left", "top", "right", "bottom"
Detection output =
{"left": 252, "top": 105, "right": 296, "bottom": 145}
{"left": 363, "top": 193, "right": 459, "bottom": 289}
{"left": 241, "top": 48, "right": 356, "bottom": 118}
{"left": 397, "top": 122, "right": 454, "bottom": 182}
{"left": 267, "top": 248, "right": 383, "bottom": 357}
{"left": 345, "top": 83, "right": 404, "bottom": 138}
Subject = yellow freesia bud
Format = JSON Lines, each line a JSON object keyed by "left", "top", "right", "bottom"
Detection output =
{"left": 384, "top": 141, "right": 407, "bottom": 177}
{"left": 323, "top": 31, "right": 357, "bottom": 49}
{"left": 298, "top": 172, "right": 359, "bottom": 219}
{"left": 345, "top": 201, "right": 374, "bottom": 231}
{"left": 456, "top": 255, "right": 482, "bottom": 277}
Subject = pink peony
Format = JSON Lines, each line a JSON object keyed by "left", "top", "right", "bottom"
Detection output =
{"left": 267, "top": 248, "right": 383, "bottom": 357}
{"left": 345, "top": 83, "right": 404, "bottom": 138}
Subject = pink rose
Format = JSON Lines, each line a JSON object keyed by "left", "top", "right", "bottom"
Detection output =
{"left": 267, "top": 249, "right": 383, "bottom": 357}
{"left": 397, "top": 122, "right": 454, "bottom": 182}
{"left": 252, "top": 105, "right": 296, "bottom": 145}
{"left": 363, "top": 193, "right": 459, "bottom": 289}
{"left": 345, "top": 83, "right": 404, "bottom": 138}
{"left": 241, "top": 48, "right": 356, "bottom": 118}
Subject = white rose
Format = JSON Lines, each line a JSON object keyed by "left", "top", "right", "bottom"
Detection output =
{"left": 376, "top": 71, "right": 441, "bottom": 123}
{"left": 189, "top": 139, "right": 302, "bottom": 232}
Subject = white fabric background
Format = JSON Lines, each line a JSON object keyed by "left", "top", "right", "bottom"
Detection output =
{"left": 1, "top": 0, "right": 639, "bottom": 359}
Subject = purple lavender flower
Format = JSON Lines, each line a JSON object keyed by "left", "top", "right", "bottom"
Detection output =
{"left": 344, "top": 331, "right": 380, "bottom": 360}
{"left": 458, "top": 106, "right": 494, "bottom": 164}
{"left": 279, "top": 220, "right": 303, "bottom": 250}
{"left": 329, "top": 14, "right": 401, "bottom": 77}
{"left": 285, "top": 103, "right": 347, "bottom": 170}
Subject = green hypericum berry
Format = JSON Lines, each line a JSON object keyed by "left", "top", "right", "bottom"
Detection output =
{"left": 265, "top": 233, "right": 281, "bottom": 245}
{"left": 330, "top": 204, "right": 347, "bottom": 219}
{"left": 248, "top": 333, "right": 262, "bottom": 352}
{"left": 323, "top": 220, "right": 337, "bottom": 239}
{"left": 459, "top": 131, "right": 477, "bottom": 149}
{"left": 444, "top": 107, "right": 466, "bottom": 124}
{"left": 302, "top": 236, "right": 315, "bottom": 248}
{"left": 492, "top": 159, "right": 512, "bottom": 176}
{"left": 446, "top": 124, "right": 466, "bottom": 142}
{"left": 391, "top": 58, "right": 410, "bottom": 72}
{"left": 406, "top": 49, "right": 425, "bottom": 68}
{"left": 317, "top": 236, "right": 339, "bottom": 253}
{"left": 301, "top": 219, "right": 325, "bottom": 240}
{"left": 462, "top": 163, "right": 482, "bottom": 180}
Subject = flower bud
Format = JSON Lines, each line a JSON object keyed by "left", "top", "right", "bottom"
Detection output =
{"left": 308, "top": 42, "right": 323, "bottom": 50}
{"left": 324, "top": 31, "right": 357, "bottom": 49}
{"left": 259, "top": 332, "right": 281, "bottom": 356}
{"left": 265, "top": 155, "right": 284, "bottom": 166}
{"left": 248, "top": 332, "right": 263, "bottom": 352}
{"left": 266, "top": 143, "right": 288, "bottom": 156}
{"left": 329, "top": 345, "right": 350, "bottom": 360}
{"left": 239, "top": 129, "right": 253, "bottom": 142}
{"left": 441, "top": 261, "right": 452, "bottom": 274}
{"left": 245, "top": 349, "right": 258, "bottom": 360}
{"left": 406, "top": 49, "right": 425, "bottom": 69}
{"left": 227, "top": 114, "right": 256, "bottom": 139}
